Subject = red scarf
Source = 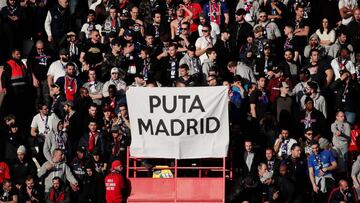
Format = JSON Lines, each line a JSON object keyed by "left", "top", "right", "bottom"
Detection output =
{"left": 64, "top": 76, "right": 77, "bottom": 101}
{"left": 88, "top": 132, "right": 96, "bottom": 152}
{"left": 49, "top": 188, "right": 65, "bottom": 202}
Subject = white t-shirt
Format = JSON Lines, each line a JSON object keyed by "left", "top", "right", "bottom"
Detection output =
{"left": 195, "top": 36, "right": 215, "bottom": 64}
{"left": 31, "top": 113, "right": 57, "bottom": 136}
{"left": 47, "top": 60, "right": 67, "bottom": 83}
{"left": 331, "top": 58, "right": 356, "bottom": 80}
{"left": 339, "top": 0, "right": 358, "bottom": 25}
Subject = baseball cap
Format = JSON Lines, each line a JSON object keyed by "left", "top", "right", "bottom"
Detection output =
{"left": 111, "top": 160, "right": 123, "bottom": 169}
{"left": 124, "top": 29, "right": 133, "bottom": 37}
{"left": 187, "top": 44, "right": 196, "bottom": 52}
{"left": 236, "top": 8, "right": 246, "bottom": 16}
{"left": 111, "top": 67, "right": 119, "bottom": 74}
{"left": 59, "top": 48, "right": 69, "bottom": 55}
{"left": 109, "top": 31, "right": 117, "bottom": 38}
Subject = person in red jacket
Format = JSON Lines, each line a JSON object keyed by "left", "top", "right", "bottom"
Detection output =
{"left": 0, "top": 161, "right": 10, "bottom": 184}
{"left": 105, "top": 160, "right": 129, "bottom": 203}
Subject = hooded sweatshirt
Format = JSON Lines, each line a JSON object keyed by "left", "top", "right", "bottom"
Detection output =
{"left": 43, "top": 118, "right": 68, "bottom": 162}
{"left": 300, "top": 92, "right": 327, "bottom": 118}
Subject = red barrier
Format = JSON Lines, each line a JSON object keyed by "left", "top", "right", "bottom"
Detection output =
{"left": 126, "top": 148, "right": 227, "bottom": 203}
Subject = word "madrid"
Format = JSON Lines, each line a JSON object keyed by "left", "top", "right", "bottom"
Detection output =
{"left": 137, "top": 95, "right": 221, "bottom": 136}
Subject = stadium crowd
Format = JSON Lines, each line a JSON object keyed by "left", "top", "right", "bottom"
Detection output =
{"left": 0, "top": 0, "right": 360, "bottom": 202}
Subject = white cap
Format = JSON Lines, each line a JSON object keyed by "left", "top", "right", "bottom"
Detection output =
{"left": 17, "top": 145, "right": 26, "bottom": 154}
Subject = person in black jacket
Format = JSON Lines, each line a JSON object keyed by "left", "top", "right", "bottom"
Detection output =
{"left": 328, "top": 180, "right": 358, "bottom": 203}
{"left": 78, "top": 162, "right": 105, "bottom": 203}
{"left": 44, "top": 0, "right": 72, "bottom": 51}
{"left": 10, "top": 146, "right": 37, "bottom": 189}
{"left": 329, "top": 70, "right": 360, "bottom": 126}
{"left": 228, "top": 9, "right": 253, "bottom": 60}
{"left": 18, "top": 175, "right": 43, "bottom": 203}
{"left": 297, "top": 97, "right": 326, "bottom": 139}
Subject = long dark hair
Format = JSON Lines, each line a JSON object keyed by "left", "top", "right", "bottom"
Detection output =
{"left": 319, "top": 18, "right": 332, "bottom": 35}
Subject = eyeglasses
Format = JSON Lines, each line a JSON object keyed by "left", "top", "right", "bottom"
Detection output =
{"left": 202, "top": 30, "right": 209, "bottom": 32}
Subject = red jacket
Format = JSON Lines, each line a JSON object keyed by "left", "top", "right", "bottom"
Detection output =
{"left": 0, "top": 162, "right": 10, "bottom": 184}
{"left": 105, "top": 171, "right": 126, "bottom": 202}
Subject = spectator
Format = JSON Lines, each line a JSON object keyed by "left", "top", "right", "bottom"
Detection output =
{"left": 78, "top": 162, "right": 105, "bottom": 203}
{"left": 18, "top": 175, "right": 43, "bottom": 203}
{"left": 195, "top": 23, "right": 215, "bottom": 64}
{"left": 47, "top": 49, "right": 72, "bottom": 91}
{"left": 331, "top": 111, "right": 351, "bottom": 174}
{"left": 49, "top": 83, "right": 66, "bottom": 119}
{"left": 0, "top": 179, "right": 18, "bottom": 202}
{"left": 328, "top": 180, "right": 358, "bottom": 202}
{"left": 330, "top": 46, "right": 356, "bottom": 81}
{"left": 37, "top": 149, "right": 78, "bottom": 194}
{"left": 304, "top": 48, "right": 333, "bottom": 89}
{"left": 28, "top": 40, "right": 54, "bottom": 106}
{"left": 328, "top": 31, "right": 355, "bottom": 63}
{"left": 44, "top": 0, "right": 71, "bottom": 50}
{"left": 105, "top": 160, "right": 129, "bottom": 203}
{"left": 297, "top": 97, "right": 326, "bottom": 137}
{"left": 0, "top": 161, "right": 10, "bottom": 185}
{"left": 229, "top": 9, "right": 253, "bottom": 58}
{"left": 300, "top": 81, "right": 327, "bottom": 118}
{"left": 274, "top": 128, "right": 297, "bottom": 159}
{"left": 308, "top": 140, "right": 337, "bottom": 202}
{"left": 78, "top": 119, "right": 106, "bottom": 157}
{"left": 249, "top": 76, "right": 269, "bottom": 120}
{"left": 80, "top": 10, "right": 103, "bottom": 40}
{"left": 10, "top": 146, "right": 36, "bottom": 189}
{"left": 347, "top": 8, "right": 360, "bottom": 53}
{"left": 338, "top": 0, "right": 357, "bottom": 26}
{"left": 46, "top": 177, "right": 71, "bottom": 203}
{"left": 79, "top": 29, "right": 106, "bottom": 67}
{"left": 43, "top": 119, "right": 69, "bottom": 162}
{"left": 83, "top": 69, "right": 104, "bottom": 106}
{"left": 315, "top": 18, "right": 336, "bottom": 52}
{"left": 102, "top": 67, "right": 127, "bottom": 98}
{"left": 201, "top": 0, "right": 229, "bottom": 26}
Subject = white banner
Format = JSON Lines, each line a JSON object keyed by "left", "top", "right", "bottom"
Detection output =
{"left": 126, "top": 86, "right": 229, "bottom": 159}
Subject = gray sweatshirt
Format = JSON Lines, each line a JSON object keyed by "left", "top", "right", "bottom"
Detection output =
{"left": 331, "top": 120, "right": 350, "bottom": 151}
{"left": 43, "top": 119, "right": 69, "bottom": 162}
{"left": 38, "top": 161, "right": 78, "bottom": 192}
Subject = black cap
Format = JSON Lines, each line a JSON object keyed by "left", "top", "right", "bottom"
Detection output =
{"left": 109, "top": 31, "right": 117, "bottom": 38}
{"left": 236, "top": 8, "right": 246, "bottom": 16}
{"left": 92, "top": 149, "right": 100, "bottom": 156}
{"left": 59, "top": 48, "right": 69, "bottom": 55}
{"left": 187, "top": 44, "right": 196, "bottom": 52}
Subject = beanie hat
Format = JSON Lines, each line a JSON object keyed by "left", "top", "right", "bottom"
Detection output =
{"left": 17, "top": 145, "right": 26, "bottom": 154}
